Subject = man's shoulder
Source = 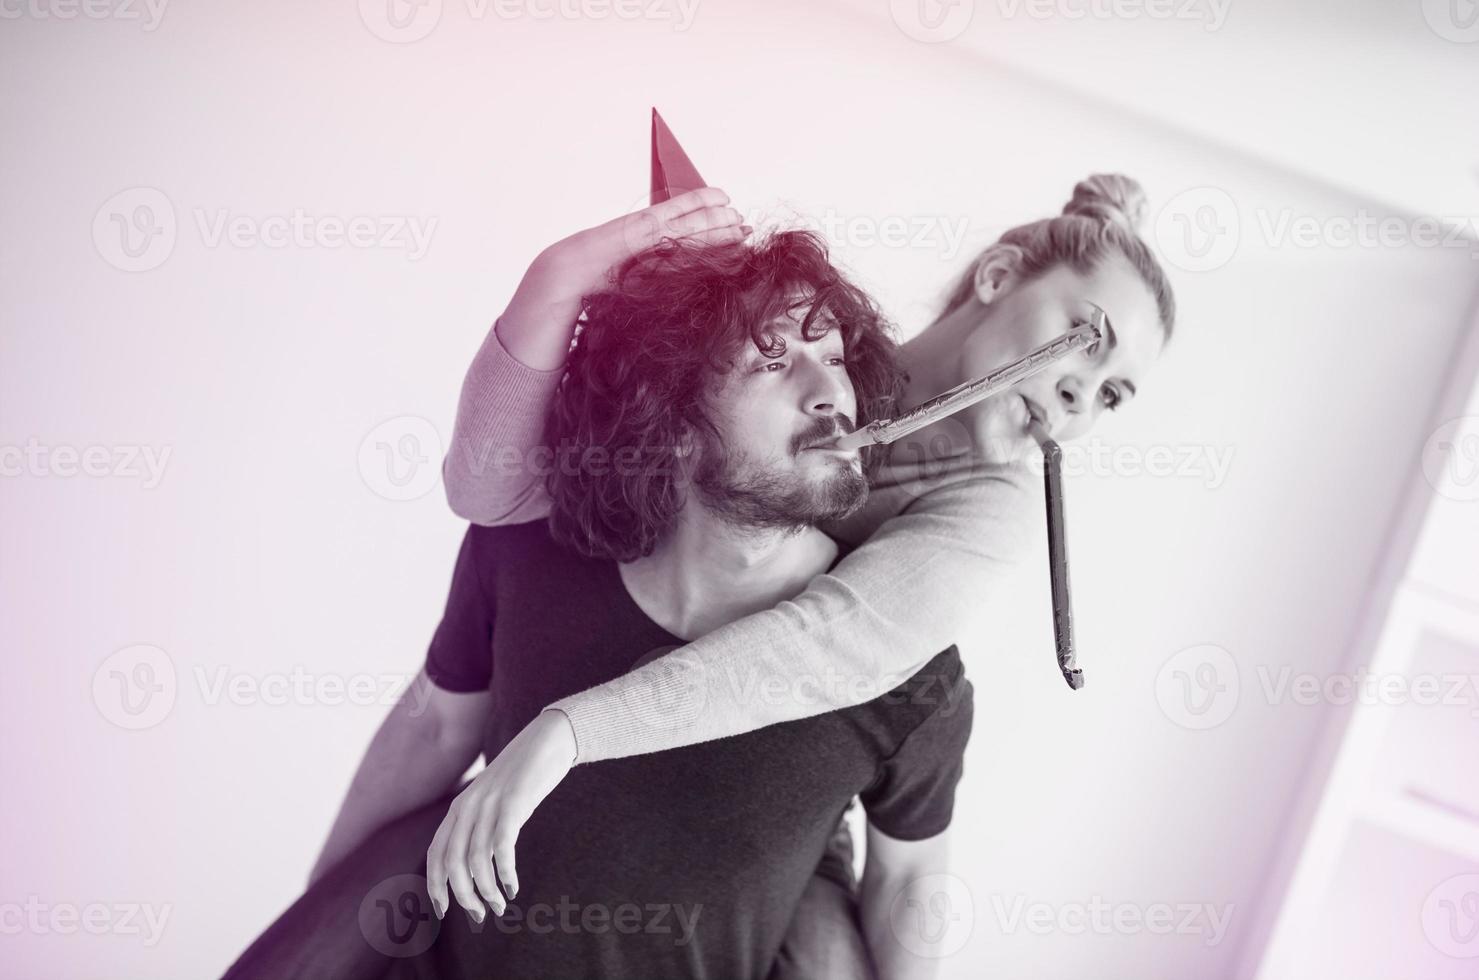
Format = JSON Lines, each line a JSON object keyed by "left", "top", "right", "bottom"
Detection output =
{"left": 462, "top": 518, "right": 582, "bottom": 571}
{"left": 465, "top": 516, "right": 551, "bottom": 543}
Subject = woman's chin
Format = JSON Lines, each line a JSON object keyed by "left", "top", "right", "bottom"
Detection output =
{"left": 969, "top": 408, "right": 1037, "bottom": 465}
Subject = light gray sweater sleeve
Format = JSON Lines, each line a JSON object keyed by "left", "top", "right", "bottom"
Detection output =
{"left": 442, "top": 321, "right": 561, "bottom": 526}
{"left": 549, "top": 464, "right": 1039, "bottom": 763}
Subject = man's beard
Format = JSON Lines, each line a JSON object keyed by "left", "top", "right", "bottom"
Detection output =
{"left": 690, "top": 445, "right": 868, "bottom": 531}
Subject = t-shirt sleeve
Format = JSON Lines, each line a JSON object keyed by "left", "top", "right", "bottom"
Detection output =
{"left": 424, "top": 525, "right": 496, "bottom": 693}
{"left": 858, "top": 670, "right": 975, "bottom": 841}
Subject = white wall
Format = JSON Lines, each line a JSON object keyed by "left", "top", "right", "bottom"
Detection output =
{"left": 2, "top": 2, "right": 1474, "bottom": 977}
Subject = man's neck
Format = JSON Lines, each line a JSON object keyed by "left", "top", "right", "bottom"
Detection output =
{"left": 618, "top": 506, "right": 838, "bottom": 641}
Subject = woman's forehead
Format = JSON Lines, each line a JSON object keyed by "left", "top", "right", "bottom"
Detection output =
{"left": 1050, "top": 258, "right": 1161, "bottom": 335}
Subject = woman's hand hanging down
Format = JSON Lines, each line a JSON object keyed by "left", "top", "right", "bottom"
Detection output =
{"left": 425, "top": 708, "right": 578, "bottom": 922}
{"left": 495, "top": 187, "right": 752, "bottom": 371}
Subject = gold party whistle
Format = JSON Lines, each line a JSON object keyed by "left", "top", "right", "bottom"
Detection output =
{"left": 828, "top": 311, "right": 1105, "bottom": 451}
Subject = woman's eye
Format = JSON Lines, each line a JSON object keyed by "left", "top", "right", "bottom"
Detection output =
{"left": 827, "top": 355, "right": 848, "bottom": 367}
{"left": 1102, "top": 385, "right": 1122, "bottom": 410}
{"left": 757, "top": 360, "right": 786, "bottom": 373}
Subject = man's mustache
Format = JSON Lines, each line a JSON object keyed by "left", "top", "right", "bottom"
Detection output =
{"left": 792, "top": 416, "right": 855, "bottom": 454}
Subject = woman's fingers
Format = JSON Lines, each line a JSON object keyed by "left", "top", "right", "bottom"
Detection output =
{"left": 467, "top": 801, "right": 522, "bottom": 916}
{"left": 444, "top": 816, "right": 486, "bottom": 921}
{"left": 615, "top": 206, "right": 745, "bottom": 256}
{"left": 665, "top": 205, "right": 745, "bottom": 240}
{"left": 658, "top": 186, "right": 731, "bottom": 220}
{"left": 425, "top": 812, "right": 455, "bottom": 919}
{"left": 468, "top": 803, "right": 508, "bottom": 916}
{"left": 613, "top": 190, "right": 742, "bottom": 255}
{"left": 430, "top": 801, "right": 486, "bottom": 922}
{"left": 470, "top": 863, "right": 506, "bottom": 917}
{"left": 685, "top": 225, "right": 753, "bottom": 246}
{"left": 491, "top": 823, "right": 521, "bottom": 905}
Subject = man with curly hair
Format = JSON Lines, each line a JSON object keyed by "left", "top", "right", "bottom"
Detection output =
{"left": 396, "top": 228, "right": 973, "bottom": 979}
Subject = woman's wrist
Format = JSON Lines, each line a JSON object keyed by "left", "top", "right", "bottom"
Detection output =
{"left": 537, "top": 707, "right": 579, "bottom": 767}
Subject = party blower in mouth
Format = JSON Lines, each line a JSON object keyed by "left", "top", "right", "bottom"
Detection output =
{"left": 826, "top": 306, "right": 1107, "bottom": 691}
{"left": 827, "top": 308, "right": 1106, "bottom": 453}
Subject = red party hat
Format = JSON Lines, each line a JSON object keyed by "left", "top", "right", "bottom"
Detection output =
{"left": 650, "top": 108, "right": 707, "bottom": 206}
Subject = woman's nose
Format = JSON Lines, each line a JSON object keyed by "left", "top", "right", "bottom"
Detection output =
{"left": 1057, "top": 377, "right": 1087, "bottom": 416}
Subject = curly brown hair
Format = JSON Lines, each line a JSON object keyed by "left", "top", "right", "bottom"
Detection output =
{"left": 544, "top": 229, "right": 906, "bottom": 562}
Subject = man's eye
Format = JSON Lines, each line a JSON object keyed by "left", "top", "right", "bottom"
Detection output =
{"left": 1102, "top": 385, "right": 1122, "bottom": 410}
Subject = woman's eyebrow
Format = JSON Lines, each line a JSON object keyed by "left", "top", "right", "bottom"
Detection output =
{"left": 1092, "top": 310, "right": 1137, "bottom": 396}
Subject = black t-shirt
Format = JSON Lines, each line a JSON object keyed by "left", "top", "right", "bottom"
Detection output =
{"left": 414, "top": 520, "right": 974, "bottom": 980}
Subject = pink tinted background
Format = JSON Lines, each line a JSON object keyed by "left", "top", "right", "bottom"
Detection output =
{"left": 2, "top": 1, "right": 1478, "bottom": 978}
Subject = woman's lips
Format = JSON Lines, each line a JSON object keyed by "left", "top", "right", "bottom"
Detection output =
{"left": 1020, "top": 395, "right": 1043, "bottom": 429}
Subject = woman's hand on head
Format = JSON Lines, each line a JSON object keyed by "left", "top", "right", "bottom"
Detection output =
{"left": 536, "top": 186, "right": 750, "bottom": 292}
{"left": 498, "top": 187, "right": 750, "bottom": 371}
{"left": 424, "top": 709, "right": 578, "bottom": 922}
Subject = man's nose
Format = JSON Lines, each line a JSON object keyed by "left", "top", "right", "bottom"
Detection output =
{"left": 799, "top": 357, "right": 853, "bottom": 417}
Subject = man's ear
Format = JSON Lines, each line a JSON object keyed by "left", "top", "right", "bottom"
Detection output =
{"left": 972, "top": 245, "right": 1023, "bottom": 306}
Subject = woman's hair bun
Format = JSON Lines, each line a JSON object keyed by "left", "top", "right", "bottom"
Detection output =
{"left": 1063, "top": 174, "right": 1148, "bottom": 235}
